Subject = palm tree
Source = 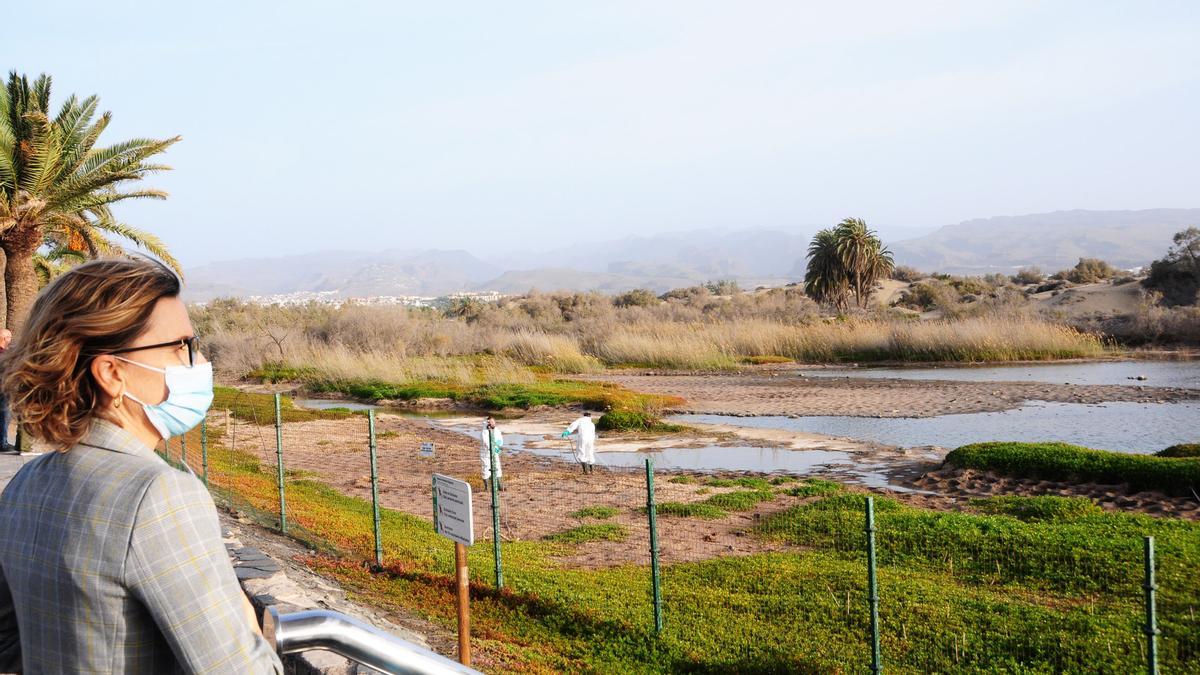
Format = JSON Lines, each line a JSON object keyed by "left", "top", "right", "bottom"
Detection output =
{"left": 833, "top": 218, "right": 893, "bottom": 308}
{"left": 0, "top": 72, "right": 180, "bottom": 331}
{"left": 804, "top": 228, "right": 850, "bottom": 312}
{"left": 33, "top": 245, "right": 86, "bottom": 287}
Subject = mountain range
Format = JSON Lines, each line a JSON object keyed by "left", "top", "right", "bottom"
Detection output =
{"left": 183, "top": 208, "right": 1199, "bottom": 301}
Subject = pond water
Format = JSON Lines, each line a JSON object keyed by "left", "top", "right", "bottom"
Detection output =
{"left": 796, "top": 360, "right": 1200, "bottom": 389}
{"left": 673, "top": 400, "right": 1200, "bottom": 455}
{"left": 434, "top": 428, "right": 869, "bottom": 478}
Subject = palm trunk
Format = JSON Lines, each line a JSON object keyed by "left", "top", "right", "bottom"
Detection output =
{"left": 0, "top": 247, "right": 7, "bottom": 328}
{"left": 4, "top": 240, "right": 39, "bottom": 334}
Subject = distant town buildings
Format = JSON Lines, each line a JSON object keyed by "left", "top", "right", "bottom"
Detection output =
{"left": 238, "top": 290, "right": 504, "bottom": 308}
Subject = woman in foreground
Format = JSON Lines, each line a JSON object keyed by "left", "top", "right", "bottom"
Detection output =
{"left": 0, "top": 259, "right": 282, "bottom": 674}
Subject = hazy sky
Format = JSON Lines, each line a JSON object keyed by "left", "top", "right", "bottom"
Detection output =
{"left": 7, "top": 1, "right": 1199, "bottom": 266}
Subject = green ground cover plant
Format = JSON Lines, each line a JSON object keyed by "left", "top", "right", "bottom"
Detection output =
{"left": 703, "top": 477, "right": 773, "bottom": 490}
{"left": 945, "top": 441, "right": 1200, "bottom": 496}
{"left": 1157, "top": 443, "right": 1200, "bottom": 458}
{"left": 184, "top": 391, "right": 1199, "bottom": 673}
{"left": 653, "top": 502, "right": 728, "bottom": 519}
{"left": 544, "top": 524, "right": 629, "bottom": 544}
{"left": 569, "top": 506, "right": 619, "bottom": 520}
{"left": 756, "top": 493, "right": 1199, "bottom": 596}
{"left": 702, "top": 489, "right": 775, "bottom": 511}
{"left": 780, "top": 477, "right": 843, "bottom": 497}
{"left": 969, "top": 495, "right": 1103, "bottom": 522}
{"left": 213, "top": 386, "right": 360, "bottom": 423}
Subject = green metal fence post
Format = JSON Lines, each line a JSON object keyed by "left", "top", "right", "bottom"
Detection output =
{"left": 200, "top": 418, "right": 209, "bottom": 488}
{"left": 488, "top": 426, "right": 503, "bottom": 589}
{"left": 645, "top": 458, "right": 663, "bottom": 634}
{"left": 1144, "top": 536, "right": 1159, "bottom": 675}
{"left": 368, "top": 410, "right": 383, "bottom": 568}
{"left": 866, "top": 497, "right": 882, "bottom": 674}
{"left": 274, "top": 393, "right": 287, "bottom": 533}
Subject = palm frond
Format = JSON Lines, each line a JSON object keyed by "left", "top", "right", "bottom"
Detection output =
{"left": 76, "top": 136, "right": 179, "bottom": 178}
{"left": 88, "top": 208, "right": 182, "bottom": 274}
{"left": 51, "top": 188, "right": 168, "bottom": 214}
{"left": 59, "top": 111, "right": 110, "bottom": 176}
{"left": 16, "top": 112, "right": 63, "bottom": 195}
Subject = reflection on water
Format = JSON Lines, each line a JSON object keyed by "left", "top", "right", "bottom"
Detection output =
{"left": 796, "top": 360, "right": 1200, "bottom": 389}
{"left": 674, "top": 401, "right": 1200, "bottom": 455}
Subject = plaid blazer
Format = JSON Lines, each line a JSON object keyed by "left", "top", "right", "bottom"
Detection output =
{"left": 0, "top": 420, "right": 282, "bottom": 674}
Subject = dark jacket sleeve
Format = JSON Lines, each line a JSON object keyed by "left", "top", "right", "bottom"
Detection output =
{"left": 0, "top": 563, "right": 20, "bottom": 674}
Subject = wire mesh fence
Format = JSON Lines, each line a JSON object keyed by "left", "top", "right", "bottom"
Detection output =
{"left": 170, "top": 386, "right": 1200, "bottom": 673}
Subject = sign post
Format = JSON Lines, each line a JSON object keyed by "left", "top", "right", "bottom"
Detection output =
{"left": 420, "top": 442, "right": 435, "bottom": 458}
{"left": 433, "top": 474, "right": 474, "bottom": 666}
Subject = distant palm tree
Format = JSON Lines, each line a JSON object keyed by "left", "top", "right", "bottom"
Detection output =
{"left": 0, "top": 71, "right": 180, "bottom": 330}
{"left": 833, "top": 217, "right": 893, "bottom": 308}
{"left": 33, "top": 245, "right": 86, "bottom": 287}
{"left": 804, "top": 228, "right": 850, "bottom": 312}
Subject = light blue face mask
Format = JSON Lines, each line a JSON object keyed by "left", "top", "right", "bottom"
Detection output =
{"left": 116, "top": 357, "right": 214, "bottom": 439}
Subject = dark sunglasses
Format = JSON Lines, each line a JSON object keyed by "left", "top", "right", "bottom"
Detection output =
{"left": 110, "top": 336, "right": 202, "bottom": 367}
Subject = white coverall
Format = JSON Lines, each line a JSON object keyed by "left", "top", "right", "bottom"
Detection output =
{"left": 480, "top": 426, "right": 504, "bottom": 480}
{"left": 565, "top": 416, "right": 597, "bottom": 464}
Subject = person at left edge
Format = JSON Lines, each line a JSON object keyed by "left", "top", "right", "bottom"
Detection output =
{"left": 0, "top": 258, "right": 283, "bottom": 674}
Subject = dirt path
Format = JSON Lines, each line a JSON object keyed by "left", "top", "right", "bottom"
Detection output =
{"left": 225, "top": 412, "right": 902, "bottom": 567}
{"left": 585, "top": 369, "right": 1200, "bottom": 417}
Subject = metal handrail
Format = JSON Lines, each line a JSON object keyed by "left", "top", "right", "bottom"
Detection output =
{"left": 264, "top": 607, "right": 482, "bottom": 675}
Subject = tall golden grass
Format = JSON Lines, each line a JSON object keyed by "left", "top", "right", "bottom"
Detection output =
{"left": 204, "top": 309, "right": 1106, "bottom": 382}
{"left": 593, "top": 318, "right": 1104, "bottom": 369}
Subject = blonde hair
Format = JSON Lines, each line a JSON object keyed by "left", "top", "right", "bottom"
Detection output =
{"left": 0, "top": 258, "right": 180, "bottom": 448}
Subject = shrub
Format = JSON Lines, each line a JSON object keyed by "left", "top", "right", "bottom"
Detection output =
{"left": 1011, "top": 267, "right": 1044, "bottom": 285}
{"left": 544, "top": 523, "right": 629, "bottom": 544}
{"left": 895, "top": 280, "right": 959, "bottom": 312}
{"left": 705, "top": 279, "right": 742, "bottom": 295}
{"left": 596, "top": 410, "right": 685, "bottom": 432}
{"left": 668, "top": 475, "right": 698, "bottom": 484}
{"left": 654, "top": 502, "right": 728, "bottom": 519}
{"left": 1157, "top": 443, "right": 1200, "bottom": 458}
{"left": 1065, "top": 258, "right": 1120, "bottom": 284}
{"left": 613, "top": 289, "right": 660, "bottom": 308}
{"left": 944, "top": 441, "right": 1200, "bottom": 496}
{"left": 891, "top": 266, "right": 925, "bottom": 282}
{"left": 1143, "top": 227, "right": 1200, "bottom": 306}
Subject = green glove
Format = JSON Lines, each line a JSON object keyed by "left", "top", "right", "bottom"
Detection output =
{"left": 560, "top": 430, "right": 570, "bottom": 438}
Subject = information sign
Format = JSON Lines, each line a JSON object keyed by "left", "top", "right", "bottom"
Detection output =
{"left": 433, "top": 474, "right": 474, "bottom": 546}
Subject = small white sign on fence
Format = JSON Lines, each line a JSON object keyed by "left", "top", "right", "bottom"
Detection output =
{"left": 419, "top": 442, "right": 435, "bottom": 458}
{"left": 432, "top": 474, "right": 474, "bottom": 546}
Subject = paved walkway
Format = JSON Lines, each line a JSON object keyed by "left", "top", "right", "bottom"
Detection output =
{"left": 0, "top": 453, "right": 29, "bottom": 493}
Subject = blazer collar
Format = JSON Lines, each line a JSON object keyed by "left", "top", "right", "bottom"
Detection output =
{"left": 78, "top": 419, "right": 162, "bottom": 462}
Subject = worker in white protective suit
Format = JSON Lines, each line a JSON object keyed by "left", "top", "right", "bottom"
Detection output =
{"left": 561, "top": 412, "right": 597, "bottom": 474}
{"left": 480, "top": 416, "right": 505, "bottom": 491}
